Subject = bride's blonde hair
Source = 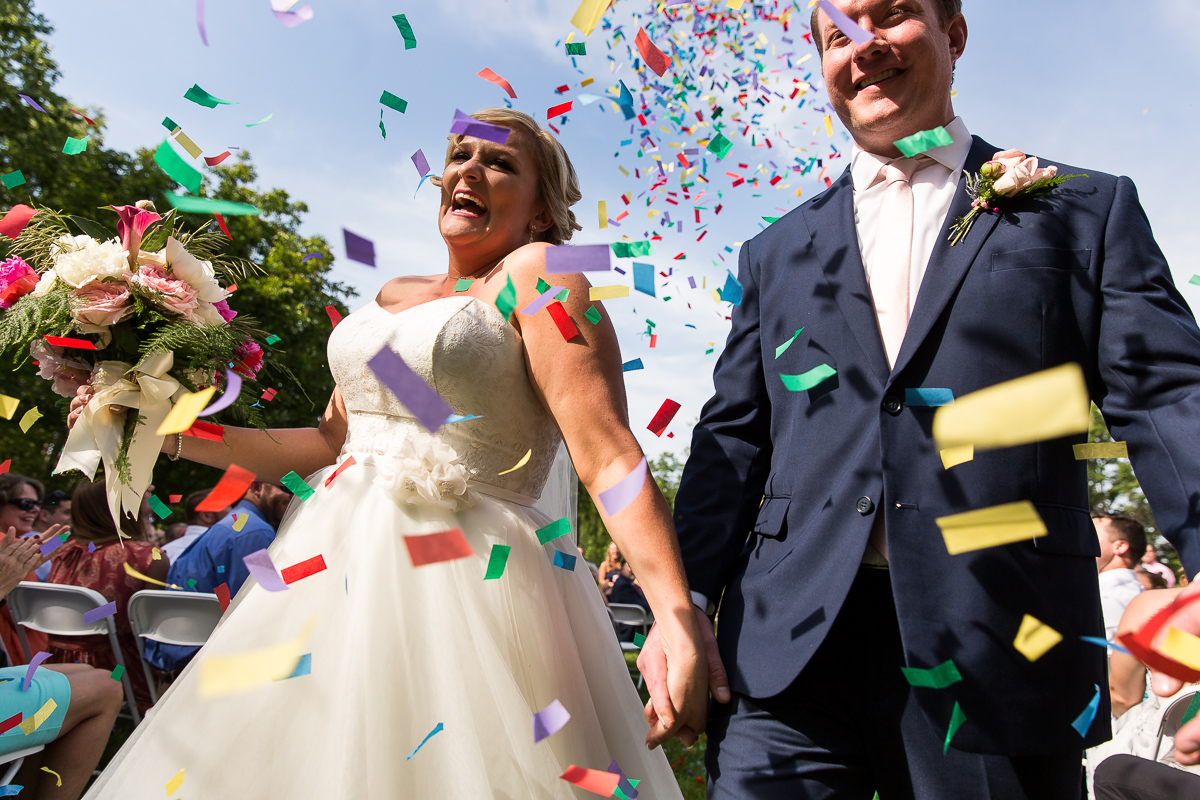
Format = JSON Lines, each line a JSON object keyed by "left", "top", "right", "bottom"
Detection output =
{"left": 432, "top": 108, "right": 583, "bottom": 246}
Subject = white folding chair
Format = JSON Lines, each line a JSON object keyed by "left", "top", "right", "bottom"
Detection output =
{"left": 0, "top": 744, "right": 44, "bottom": 785}
{"left": 1154, "top": 690, "right": 1199, "bottom": 761}
{"left": 6, "top": 582, "right": 140, "bottom": 724}
{"left": 127, "top": 590, "right": 222, "bottom": 704}
{"left": 608, "top": 603, "right": 654, "bottom": 689}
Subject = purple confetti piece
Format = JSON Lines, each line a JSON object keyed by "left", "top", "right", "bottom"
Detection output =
{"left": 816, "top": 1, "right": 874, "bottom": 45}
{"left": 87, "top": 542, "right": 95, "bottom": 553}
{"left": 366, "top": 347, "right": 454, "bottom": 433}
{"left": 301, "top": 252, "right": 323, "bottom": 262}
{"left": 273, "top": 2, "right": 313, "bottom": 27}
{"left": 39, "top": 537, "right": 62, "bottom": 557}
{"left": 532, "top": 699, "right": 571, "bottom": 743}
{"left": 544, "top": 244, "right": 612, "bottom": 274}
{"left": 196, "top": 0, "right": 208, "bottom": 45}
{"left": 17, "top": 95, "right": 45, "bottom": 112}
{"left": 448, "top": 109, "right": 510, "bottom": 145}
{"left": 343, "top": 229, "right": 376, "bottom": 267}
{"left": 83, "top": 601, "right": 117, "bottom": 625}
{"left": 411, "top": 149, "right": 430, "bottom": 178}
{"left": 243, "top": 548, "right": 289, "bottom": 592}
{"left": 22, "top": 652, "right": 50, "bottom": 692}
{"left": 198, "top": 369, "right": 242, "bottom": 417}
{"left": 598, "top": 457, "right": 647, "bottom": 517}
{"left": 520, "top": 286, "right": 564, "bottom": 316}
{"left": 688, "top": 277, "right": 697, "bottom": 289}
{"left": 607, "top": 760, "right": 638, "bottom": 800}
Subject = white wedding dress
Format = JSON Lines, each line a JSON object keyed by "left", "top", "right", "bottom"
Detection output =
{"left": 85, "top": 295, "right": 681, "bottom": 799}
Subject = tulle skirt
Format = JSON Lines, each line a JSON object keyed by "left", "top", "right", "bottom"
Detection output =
{"left": 83, "top": 457, "right": 681, "bottom": 799}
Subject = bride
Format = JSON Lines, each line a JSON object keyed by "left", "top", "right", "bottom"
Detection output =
{"left": 71, "top": 108, "right": 707, "bottom": 798}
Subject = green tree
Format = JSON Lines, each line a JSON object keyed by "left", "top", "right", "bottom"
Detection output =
{"left": 577, "top": 450, "right": 688, "bottom": 565}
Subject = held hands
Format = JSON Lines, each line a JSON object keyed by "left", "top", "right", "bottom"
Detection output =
{"left": 1149, "top": 579, "right": 1200, "bottom": 764}
{"left": 637, "top": 605, "right": 731, "bottom": 749}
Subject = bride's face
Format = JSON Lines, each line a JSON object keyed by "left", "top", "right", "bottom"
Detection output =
{"left": 438, "top": 131, "right": 548, "bottom": 264}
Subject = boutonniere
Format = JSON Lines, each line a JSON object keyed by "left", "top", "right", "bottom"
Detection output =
{"left": 948, "top": 149, "right": 1086, "bottom": 246}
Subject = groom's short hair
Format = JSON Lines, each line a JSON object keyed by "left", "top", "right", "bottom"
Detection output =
{"left": 811, "top": 0, "right": 963, "bottom": 57}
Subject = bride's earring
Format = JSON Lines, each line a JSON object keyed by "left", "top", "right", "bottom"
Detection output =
{"left": 528, "top": 224, "right": 536, "bottom": 243}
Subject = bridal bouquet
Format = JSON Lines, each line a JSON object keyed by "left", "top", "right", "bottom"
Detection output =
{"left": 0, "top": 203, "right": 271, "bottom": 528}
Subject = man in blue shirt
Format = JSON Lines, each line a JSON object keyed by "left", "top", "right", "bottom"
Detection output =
{"left": 143, "top": 481, "right": 291, "bottom": 672}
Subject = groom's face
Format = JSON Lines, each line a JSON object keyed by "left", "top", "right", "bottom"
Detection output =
{"left": 818, "top": 0, "right": 967, "bottom": 157}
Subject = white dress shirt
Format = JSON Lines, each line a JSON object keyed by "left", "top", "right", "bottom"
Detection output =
{"left": 162, "top": 523, "right": 210, "bottom": 563}
{"left": 1098, "top": 568, "right": 1144, "bottom": 642}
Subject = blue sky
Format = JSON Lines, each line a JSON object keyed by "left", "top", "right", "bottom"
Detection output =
{"left": 32, "top": 0, "right": 1200, "bottom": 459}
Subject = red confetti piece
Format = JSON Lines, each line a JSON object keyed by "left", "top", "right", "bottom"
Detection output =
{"left": 0, "top": 460, "right": 10, "bottom": 475}
{"left": 649, "top": 333, "right": 657, "bottom": 348}
{"left": 168, "top": 494, "right": 182, "bottom": 503}
{"left": 325, "top": 305, "right": 343, "bottom": 329}
{"left": 547, "top": 101, "right": 573, "bottom": 118}
{"left": 195, "top": 464, "right": 255, "bottom": 512}
{"left": 635, "top": 27, "right": 670, "bottom": 77}
{"left": 0, "top": 712, "right": 21, "bottom": 735}
{"left": 181, "top": 420, "right": 225, "bottom": 441}
{"left": 204, "top": 151, "right": 232, "bottom": 166}
{"left": 214, "top": 582, "right": 230, "bottom": 612}
{"left": 545, "top": 301, "right": 580, "bottom": 341}
{"left": 44, "top": 335, "right": 96, "bottom": 350}
{"left": 214, "top": 212, "right": 232, "bottom": 239}
{"left": 403, "top": 528, "right": 474, "bottom": 567}
{"left": 647, "top": 398, "right": 680, "bottom": 437}
{"left": 71, "top": 109, "right": 96, "bottom": 125}
{"left": 554, "top": 84, "right": 570, "bottom": 94}
{"left": 476, "top": 68, "right": 517, "bottom": 99}
{"left": 560, "top": 766, "right": 620, "bottom": 796}
{"left": 324, "top": 455, "right": 356, "bottom": 488}
{"left": 281, "top": 554, "right": 327, "bottom": 584}
{"left": 0, "top": 205, "right": 38, "bottom": 240}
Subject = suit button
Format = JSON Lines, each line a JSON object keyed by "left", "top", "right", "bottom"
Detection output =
{"left": 856, "top": 496, "right": 875, "bottom": 515}
{"left": 883, "top": 395, "right": 903, "bottom": 415}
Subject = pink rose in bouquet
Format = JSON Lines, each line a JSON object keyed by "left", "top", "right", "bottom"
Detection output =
{"left": 0, "top": 256, "right": 39, "bottom": 309}
{"left": 233, "top": 339, "right": 264, "bottom": 377}
{"left": 71, "top": 280, "right": 133, "bottom": 327}
{"left": 128, "top": 264, "right": 200, "bottom": 320}
{"left": 30, "top": 340, "right": 91, "bottom": 398}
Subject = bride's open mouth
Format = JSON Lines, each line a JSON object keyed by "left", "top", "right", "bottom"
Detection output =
{"left": 450, "top": 190, "right": 488, "bottom": 218}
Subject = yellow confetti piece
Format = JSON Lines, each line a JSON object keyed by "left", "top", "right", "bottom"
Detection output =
{"left": 589, "top": 285, "right": 629, "bottom": 301}
{"left": 198, "top": 619, "right": 315, "bottom": 698}
{"left": 124, "top": 561, "right": 182, "bottom": 589}
{"left": 823, "top": 115, "right": 833, "bottom": 137}
{"left": 497, "top": 449, "right": 532, "bottom": 476}
{"left": 1161, "top": 627, "right": 1200, "bottom": 671}
{"left": 598, "top": 200, "right": 607, "bottom": 229}
{"left": 1013, "top": 614, "right": 1062, "bottom": 661}
{"left": 156, "top": 387, "right": 217, "bottom": 436}
{"left": 0, "top": 394, "right": 19, "bottom": 420}
{"left": 936, "top": 501, "right": 1047, "bottom": 556}
{"left": 165, "top": 768, "right": 185, "bottom": 795}
{"left": 580, "top": 77, "right": 594, "bottom": 86}
{"left": 18, "top": 699, "right": 56, "bottom": 735}
{"left": 18, "top": 407, "right": 41, "bottom": 433}
{"left": 932, "top": 364, "right": 1089, "bottom": 452}
{"left": 570, "top": 0, "right": 607, "bottom": 35}
{"left": 726, "top": 0, "right": 745, "bottom": 8}
{"left": 1073, "top": 441, "right": 1128, "bottom": 460}
{"left": 233, "top": 513, "right": 248, "bottom": 532}
{"left": 174, "top": 131, "right": 203, "bottom": 159}
{"left": 940, "top": 444, "right": 974, "bottom": 469}
{"left": 152, "top": 548, "right": 162, "bottom": 560}
{"left": 40, "top": 766, "right": 61, "bottom": 786}
{"left": 710, "top": 289, "right": 722, "bottom": 303}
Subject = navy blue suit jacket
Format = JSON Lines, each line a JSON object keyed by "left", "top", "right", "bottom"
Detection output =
{"left": 674, "top": 135, "right": 1200, "bottom": 755}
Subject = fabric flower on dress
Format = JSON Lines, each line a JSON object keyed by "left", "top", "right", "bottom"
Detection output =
{"left": 373, "top": 430, "right": 479, "bottom": 511}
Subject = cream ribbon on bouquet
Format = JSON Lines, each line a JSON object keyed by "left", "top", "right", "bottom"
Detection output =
{"left": 54, "top": 351, "right": 181, "bottom": 532}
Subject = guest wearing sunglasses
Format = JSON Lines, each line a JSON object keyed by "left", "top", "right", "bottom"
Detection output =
{"left": 0, "top": 474, "right": 51, "bottom": 663}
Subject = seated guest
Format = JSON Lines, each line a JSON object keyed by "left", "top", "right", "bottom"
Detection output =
{"left": 1141, "top": 542, "right": 1177, "bottom": 588}
{"left": 30, "top": 488, "right": 72, "bottom": 581}
{"left": 160, "top": 521, "right": 188, "bottom": 545}
{"left": 0, "top": 525, "right": 123, "bottom": 800}
{"left": 45, "top": 481, "right": 168, "bottom": 713}
{"left": 160, "top": 489, "right": 228, "bottom": 563}
{"left": 598, "top": 541, "right": 623, "bottom": 596}
{"left": 0, "top": 474, "right": 51, "bottom": 663}
{"left": 608, "top": 562, "right": 650, "bottom": 643}
{"left": 1095, "top": 513, "right": 1147, "bottom": 640}
{"left": 143, "top": 481, "right": 290, "bottom": 672}
{"left": 1135, "top": 567, "right": 1168, "bottom": 592}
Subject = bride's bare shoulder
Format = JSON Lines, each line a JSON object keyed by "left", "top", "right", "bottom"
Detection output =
{"left": 375, "top": 275, "right": 439, "bottom": 308}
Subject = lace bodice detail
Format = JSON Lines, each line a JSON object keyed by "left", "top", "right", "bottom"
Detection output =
{"left": 327, "top": 296, "right": 562, "bottom": 500}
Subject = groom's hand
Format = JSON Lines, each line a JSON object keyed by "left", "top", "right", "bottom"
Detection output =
{"left": 639, "top": 605, "right": 730, "bottom": 749}
{"left": 1148, "top": 579, "right": 1200, "bottom": 764}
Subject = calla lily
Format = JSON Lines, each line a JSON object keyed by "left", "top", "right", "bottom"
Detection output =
{"left": 111, "top": 205, "right": 161, "bottom": 266}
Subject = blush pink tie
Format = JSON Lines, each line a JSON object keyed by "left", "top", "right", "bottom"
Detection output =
{"left": 870, "top": 156, "right": 929, "bottom": 369}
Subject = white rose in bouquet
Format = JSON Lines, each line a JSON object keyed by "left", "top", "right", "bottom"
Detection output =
{"left": 51, "top": 235, "right": 131, "bottom": 288}
{"left": 166, "top": 237, "right": 227, "bottom": 303}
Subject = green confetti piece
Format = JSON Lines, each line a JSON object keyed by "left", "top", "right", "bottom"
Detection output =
{"left": 147, "top": 494, "right": 173, "bottom": 519}
{"left": 901, "top": 659, "right": 962, "bottom": 689}
{"left": 186, "top": 578, "right": 197, "bottom": 588}
{"left": 894, "top": 126, "right": 954, "bottom": 158}
{"left": 380, "top": 91, "right": 408, "bottom": 114}
{"left": 763, "top": 216, "right": 780, "bottom": 223}
{"left": 610, "top": 241, "right": 653, "bottom": 258}
{"left": 183, "top": 83, "right": 238, "bottom": 108}
{"left": 780, "top": 363, "right": 836, "bottom": 392}
{"left": 62, "top": 136, "right": 89, "bottom": 155}
{"left": 1, "top": 171, "right": 25, "bottom": 189}
{"left": 535, "top": 517, "right": 571, "bottom": 545}
{"left": 162, "top": 116, "right": 179, "bottom": 132}
{"left": 1181, "top": 692, "right": 1200, "bottom": 726}
{"left": 155, "top": 139, "right": 202, "bottom": 194}
{"left": 555, "top": 288, "right": 569, "bottom": 301}
{"left": 632, "top": 632, "right": 646, "bottom": 648}
{"left": 58, "top": 532, "right": 68, "bottom": 542}
{"left": 566, "top": 42, "right": 587, "bottom": 55}
{"left": 775, "top": 328, "right": 804, "bottom": 359}
{"left": 392, "top": 14, "right": 417, "bottom": 49}
{"left": 483, "top": 545, "right": 512, "bottom": 580}
{"left": 280, "top": 471, "right": 315, "bottom": 501}
{"left": 535, "top": 277, "right": 551, "bottom": 294}
{"left": 1190, "top": 275, "right": 1200, "bottom": 287}
{"left": 110, "top": 665, "right": 124, "bottom": 681}
{"left": 380, "top": 110, "right": 386, "bottom": 140}
{"left": 585, "top": 305, "right": 602, "bottom": 325}
{"left": 165, "top": 194, "right": 261, "bottom": 216}
{"left": 454, "top": 278, "right": 474, "bottom": 292}
{"left": 245, "top": 113, "right": 273, "bottom": 128}
{"left": 495, "top": 274, "right": 517, "bottom": 320}
{"left": 943, "top": 701, "right": 966, "bottom": 754}
{"left": 264, "top": 334, "right": 281, "bottom": 345}
{"left": 707, "top": 132, "right": 733, "bottom": 159}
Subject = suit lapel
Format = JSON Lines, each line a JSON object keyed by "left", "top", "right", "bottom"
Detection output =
{"left": 801, "top": 170, "right": 890, "bottom": 386}
{"left": 889, "top": 136, "right": 1001, "bottom": 379}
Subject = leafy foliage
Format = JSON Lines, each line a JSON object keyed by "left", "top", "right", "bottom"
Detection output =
{"left": 578, "top": 450, "right": 688, "bottom": 565}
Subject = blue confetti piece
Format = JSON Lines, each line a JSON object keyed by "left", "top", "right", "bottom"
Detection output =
{"left": 216, "top": 565, "right": 225, "bottom": 573}
{"left": 444, "top": 414, "right": 482, "bottom": 424}
{"left": 277, "top": 653, "right": 311, "bottom": 680}
{"left": 721, "top": 270, "right": 743, "bottom": 305}
{"left": 1080, "top": 636, "right": 1131, "bottom": 655}
{"left": 905, "top": 388, "right": 955, "bottom": 407}
{"left": 0, "top": 785, "right": 23, "bottom": 796}
{"left": 552, "top": 550, "right": 577, "bottom": 571}
{"left": 407, "top": 722, "right": 444, "bottom": 760}
{"left": 622, "top": 359, "right": 644, "bottom": 372}
{"left": 1071, "top": 684, "right": 1101, "bottom": 737}
{"left": 633, "top": 263, "right": 655, "bottom": 297}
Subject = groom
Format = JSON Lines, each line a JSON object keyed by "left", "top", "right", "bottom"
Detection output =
{"left": 639, "top": 0, "right": 1200, "bottom": 797}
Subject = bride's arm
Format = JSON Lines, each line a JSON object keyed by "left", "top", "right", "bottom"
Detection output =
{"left": 69, "top": 385, "right": 349, "bottom": 484}
{"left": 496, "top": 245, "right": 708, "bottom": 738}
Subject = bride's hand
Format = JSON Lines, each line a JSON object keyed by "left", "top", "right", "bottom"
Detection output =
{"left": 640, "top": 606, "right": 727, "bottom": 748}
{"left": 67, "top": 383, "right": 127, "bottom": 430}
